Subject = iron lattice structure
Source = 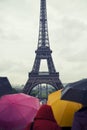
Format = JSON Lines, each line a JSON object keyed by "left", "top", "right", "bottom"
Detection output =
{"left": 23, "top": 0, "right": 63, "bottom": 96}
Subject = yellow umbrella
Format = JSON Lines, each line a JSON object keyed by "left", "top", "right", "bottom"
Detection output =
{"left": 47, "top": 89, "right": 82, "bottom": 127}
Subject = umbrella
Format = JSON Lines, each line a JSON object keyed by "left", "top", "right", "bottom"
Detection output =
{"left": 29, "top": 104, "right": 61, "bottom": 130}
{"left": 0, "top": 93, "right": 40, "bottom": 130}
{"left": 47, "top": 89, "right": 82, "bottom": 127}
{"left": 61, "top": 79, "right": 87, "bottom": 105}
{"left": 71, "top": 106, "right": 87, "bottom": 130}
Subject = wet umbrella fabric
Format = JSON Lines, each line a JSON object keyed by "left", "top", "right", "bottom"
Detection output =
{"left": 61, "top": 79, "right": 87, "bottom": 105}
{"left": 47, "top": 89, "right": 82, "bottom": 127}
{"left": 0, "top": 93, "right": 40, "bottom": 130}
{"left": 71, "top": 106, "right": 87, "bottom": 130}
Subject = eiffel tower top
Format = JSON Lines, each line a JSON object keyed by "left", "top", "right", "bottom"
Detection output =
{"left": 38, "top": 0, "right": 50, "bottom": 49}
{"left": 33, "top": 0, "right": 56, "bottom": 73}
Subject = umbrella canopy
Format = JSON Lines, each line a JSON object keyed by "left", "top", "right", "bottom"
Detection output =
{"left": 61, "top": 79, "right": 87, "bottom": 105}
{"left": 71, "top": 106, "right": 87, "bottom": 130}
{"left": 0, "top": 93, "right": 40, "bottom": 130}
{"left": 32, "top": 104, "right": 61, "bottom": 130}
{"left": 47, "top": 89, "right": 82, "bottom": 127}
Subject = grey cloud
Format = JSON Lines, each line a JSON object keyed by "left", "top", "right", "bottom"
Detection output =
{"left": 61, "top": 18, "right": 87, "bottom": 41}
{"left": 51, "top": 17, "right": 87, "bottom": 62}
{"left": 0, "top": 59, "right": 28, "bottom": 73}
{"left": 0, "top": 60, "right": 13, "bottom": 73}
{"left": 66, "top": 48, "right": 87, "bottom": 62}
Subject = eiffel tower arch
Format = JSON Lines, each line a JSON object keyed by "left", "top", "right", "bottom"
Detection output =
{"left": 23, "top": 0, "right": 63, "bottom": 101}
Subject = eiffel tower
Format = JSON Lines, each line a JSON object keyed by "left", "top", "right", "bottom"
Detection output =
{"left": 23, "top": 0, "right": 63, "bottom": 100}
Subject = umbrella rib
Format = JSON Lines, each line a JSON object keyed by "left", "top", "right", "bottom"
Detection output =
{"left": 59, "top": 103, "right": 68, "bottom": 125}
{"left": 13, "top": 105, "right": 37, "bottom": 123}
{"left": 0, "top": 105, "right": 10, "bottom": 113}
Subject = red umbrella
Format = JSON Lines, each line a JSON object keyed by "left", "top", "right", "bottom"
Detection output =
{"left": 0, "top": 93, "right": 40, "bottom": 130}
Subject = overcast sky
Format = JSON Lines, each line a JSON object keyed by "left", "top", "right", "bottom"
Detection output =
{"left": 0, "top": 0, "right": 87, "bottom": 86}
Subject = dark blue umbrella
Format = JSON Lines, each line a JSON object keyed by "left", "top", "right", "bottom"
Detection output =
{"left": 61, "top": 79, "right": 87, "bottom": 106}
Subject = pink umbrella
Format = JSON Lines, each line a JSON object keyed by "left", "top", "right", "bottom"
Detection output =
{"left": 0, "top": 93, "right": 40, "bottom": 130}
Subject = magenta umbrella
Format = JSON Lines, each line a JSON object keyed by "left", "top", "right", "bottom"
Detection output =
{"left": 0, "top": 93, "right": 40, "bottom": 130}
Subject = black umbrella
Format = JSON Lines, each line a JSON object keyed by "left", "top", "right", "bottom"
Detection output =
{"left": 61, "top": 79, "right": 87, "bottom": 106}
